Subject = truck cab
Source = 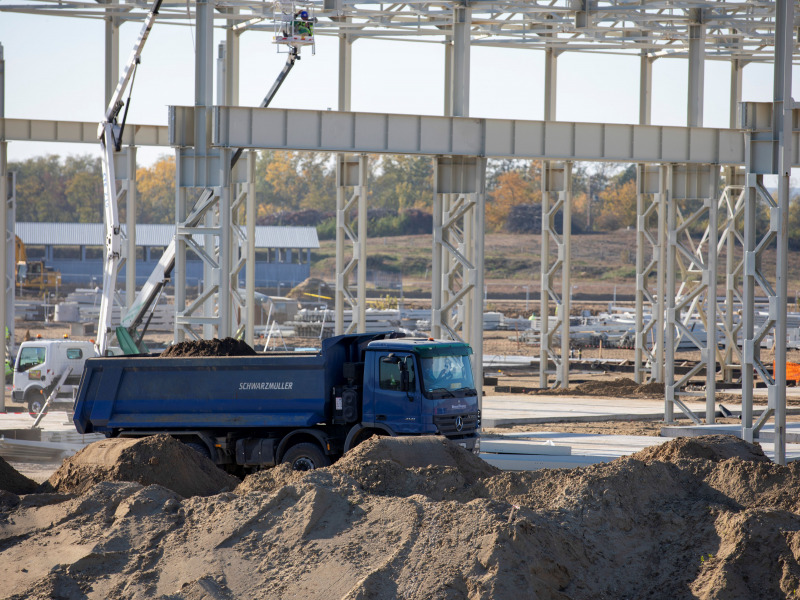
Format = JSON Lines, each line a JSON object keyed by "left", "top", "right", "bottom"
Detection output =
{"left": 13, "top": 339, "right": 97, "bottom": 416}
{"left": 348, "top": 337, "right": 480, "bottom": 452}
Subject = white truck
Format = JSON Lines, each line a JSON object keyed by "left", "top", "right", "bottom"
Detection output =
{"left": 11, "top": 340, "right": 97, "bottom": 417}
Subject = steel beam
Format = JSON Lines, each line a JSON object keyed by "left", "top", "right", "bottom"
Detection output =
{"left": 207, "top": 106, "right": 769, "bottom": 166}
{"left": 0, "top": 117, "right": 168, "bottom": 146}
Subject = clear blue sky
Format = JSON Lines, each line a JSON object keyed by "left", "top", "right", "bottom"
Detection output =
{"left": 0, "top": 12, "right": 790, "bottom": 167}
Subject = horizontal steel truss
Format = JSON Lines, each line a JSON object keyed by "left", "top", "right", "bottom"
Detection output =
{"left": 0, "top": 1, "right": 796, "bottom": 61}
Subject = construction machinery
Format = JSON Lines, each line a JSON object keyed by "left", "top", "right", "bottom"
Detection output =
{"left": 74, "top": 332, "right": 480, "bottom": 472}
{"left": 96, "top": 0, "right": 313, "bottom": 355}
{"left": 15, "top": 235, "right": 61, "bottom": 292}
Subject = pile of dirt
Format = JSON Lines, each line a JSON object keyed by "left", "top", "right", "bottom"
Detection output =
{"left": 159, "top": 337, "right": 257, "bottom": 358}
{"left": 4, "top": 434, "right": 800, "bottom": 599}
{"left": 529, "top": 376, "right": 666, "bottom": 398}
{"left": 42, "top": 434, "right": 240, "bottom": 498}
{"left": 0, "top": 456, "right": 38, "bottom": 495}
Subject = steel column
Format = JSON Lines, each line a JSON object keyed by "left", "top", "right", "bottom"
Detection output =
{"left": 451, "top": 6, "right": 471, "bottom": 118}
{"left": 335, "top": 154, "right": 367, "bottom": 335}
{"left": 104, "top": 6, "right": 120, "bottom": 107}
{"left": 687, "top": 12, "right": 705, "bottom": 128}
{"left": 431, "top": 156, "right": 486, "bottom": 386}
{"left": 539, "top": 161, "right": 572, "bottom": 389}
{"left": 664, "top": 164, "right": 720, "bottom": 424}
{"left": 634, "top": 165, "right": 662, "bottom": 384}
{"left": 771, "top": 0, "right": 792, "bottom": 464}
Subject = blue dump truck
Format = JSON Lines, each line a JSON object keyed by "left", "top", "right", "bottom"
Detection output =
{"left": 73, "top": 332, "right": 480, "bottom": 472}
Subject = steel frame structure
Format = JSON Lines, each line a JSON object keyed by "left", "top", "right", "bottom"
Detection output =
{"left": 0, "top": 0, "right": 797, "bottom": 459}
{"left": 334, "top": 153, "right": 368, "bottom": 335}
{"left": 538, "top": 161, "right": 572, "bottom": 389}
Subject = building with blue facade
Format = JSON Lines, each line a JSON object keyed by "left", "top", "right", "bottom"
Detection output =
{"left": 15, "top": 223, "right": 319, "bottom": 291}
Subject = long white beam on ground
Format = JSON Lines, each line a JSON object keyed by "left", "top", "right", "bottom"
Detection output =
{"left": 169, "top": 105, "right": 798, "bottom": 168}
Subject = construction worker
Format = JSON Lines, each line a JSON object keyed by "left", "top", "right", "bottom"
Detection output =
{"left": 293, "top": 10, "right": 314, "bottom": 36}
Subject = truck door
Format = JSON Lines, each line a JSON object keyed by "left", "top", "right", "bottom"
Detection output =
{"left": 371, "top": 352, "right": 422, "bottom": 435}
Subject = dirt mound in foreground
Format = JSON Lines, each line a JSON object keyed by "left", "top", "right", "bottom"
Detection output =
{"left": 159, "top": 337, "right": 257, "bottom": 358}
{"left": 43, "top": 434, "right": 240, "bottom": 498}
{"left": 5, "top": 435, "right": 800, "bottom": 600}
{"left": 634, "top": 433, "right": 772, "bottom": 465}
{"left": 0, "top": 456, "right": 38, "bottom": 495}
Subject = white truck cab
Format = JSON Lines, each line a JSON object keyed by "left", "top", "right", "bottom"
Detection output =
{"left": 12, "top": 339, "right": 97, "bottom": 417}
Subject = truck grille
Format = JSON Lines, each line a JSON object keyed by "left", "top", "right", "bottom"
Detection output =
{"left": 434, "top": 413, "right": 479, "bottom": 437}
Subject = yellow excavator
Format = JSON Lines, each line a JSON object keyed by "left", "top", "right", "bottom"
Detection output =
{"left": 15, "top": 235, "right": 61, "bottom": 291}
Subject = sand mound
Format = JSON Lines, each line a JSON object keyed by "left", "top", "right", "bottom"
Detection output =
{"left": 635, "top": 434, "right": 771, "bottom": 465}
{"left": 530, "top": 376, "right": 666, "bottom": 398}
{"left": 0, "top": 456, "right": 38, "bottom": 495}
{"left": 159, "top": 337, "right": 257, "bottom": 358}
{"left": 43, "top": 434, "right": 240, "bottom": 498}
{"left": 5, "top": 434, "right": 800, "bottom": 599}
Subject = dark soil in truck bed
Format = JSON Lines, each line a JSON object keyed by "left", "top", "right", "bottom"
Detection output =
{"left": 159, "top": 337, "right": 257, "bottom": 358}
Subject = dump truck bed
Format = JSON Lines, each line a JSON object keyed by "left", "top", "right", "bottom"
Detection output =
{"left": 73, "top": 352, "right": 335, "bottom": 434}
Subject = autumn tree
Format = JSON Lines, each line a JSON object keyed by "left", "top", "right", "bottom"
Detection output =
{"left": 136, "top": 155, "right": 175, "bottom": 224}
{"left": 485, "top": 161, "right": 541, "bottom": 232}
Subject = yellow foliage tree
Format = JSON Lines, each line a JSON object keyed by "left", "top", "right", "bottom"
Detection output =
{"left": 485, "top": 170, "right": 540, "bottom": 232}
{"left": 136, "top": 156, "right": 175, "bottom": 224}
{"left": 594, "top": 179, "right": 637, "bottom": 231}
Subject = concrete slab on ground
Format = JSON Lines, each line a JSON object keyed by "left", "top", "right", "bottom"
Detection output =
{"left": 480, "top": 394, "right": 778, "bottom": 427}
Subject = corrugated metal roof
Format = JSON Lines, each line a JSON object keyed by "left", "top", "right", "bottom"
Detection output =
{"left": 15, "top": 223, "right": 319, "bottom": 249}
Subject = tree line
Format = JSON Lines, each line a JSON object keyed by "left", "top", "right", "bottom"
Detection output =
{"left": 19, "top": 152, "right": 775, "bottom": 240}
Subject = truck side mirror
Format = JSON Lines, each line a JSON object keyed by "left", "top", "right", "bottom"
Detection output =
{"left": 400, "top": 369, "right": 410, "bottom": 394}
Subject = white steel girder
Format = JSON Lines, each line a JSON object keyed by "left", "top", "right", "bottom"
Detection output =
{"left": 539, "top": 161, "right": 572, "bottom": 390}
{"left": 431, "top": 156, "right": 486, "bottom": 382}
{"left": 335, "top": 154, "right": 367, "bottom": 336}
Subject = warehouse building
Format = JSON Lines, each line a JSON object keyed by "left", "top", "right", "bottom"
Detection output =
{"left": 15, "top": 223, "right": 319, "bottom": 290}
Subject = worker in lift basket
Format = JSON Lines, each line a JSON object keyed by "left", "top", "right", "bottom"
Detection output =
{"left": 293, "top": 10, "right": 315, "bottom": 36}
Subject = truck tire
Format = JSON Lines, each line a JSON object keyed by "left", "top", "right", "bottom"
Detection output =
{"left": 184, "top": 441, "right": 213, "bottom": 461}
{"left": 26, "top": 387, "right": 46, "bottom": 418}
{"left": 280, "top": 442, "right": 330, "bottom": 471}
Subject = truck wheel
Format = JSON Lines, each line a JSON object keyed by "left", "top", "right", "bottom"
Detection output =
{"left": 26, "top": 387, "right": 46, "bottom": 418}
{"left": 184, "top": 441, "right": 212, "bottom": 461}
{"left": 281, "top": 443, "right": 330, "bottom": 471}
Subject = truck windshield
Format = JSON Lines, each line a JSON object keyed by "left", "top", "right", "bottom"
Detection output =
{"left": 420, "top": 354, "right": 475, "bottom": 396}
{"left": 17, "top": 346, "right": 46, "bottom": 372}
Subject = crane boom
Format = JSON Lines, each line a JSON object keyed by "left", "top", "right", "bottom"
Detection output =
{"left": 96, "top": 0, "right": 163, "bottom": 355}
{"left": 117, "top": 48, "right": 303, "bottom": 353}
